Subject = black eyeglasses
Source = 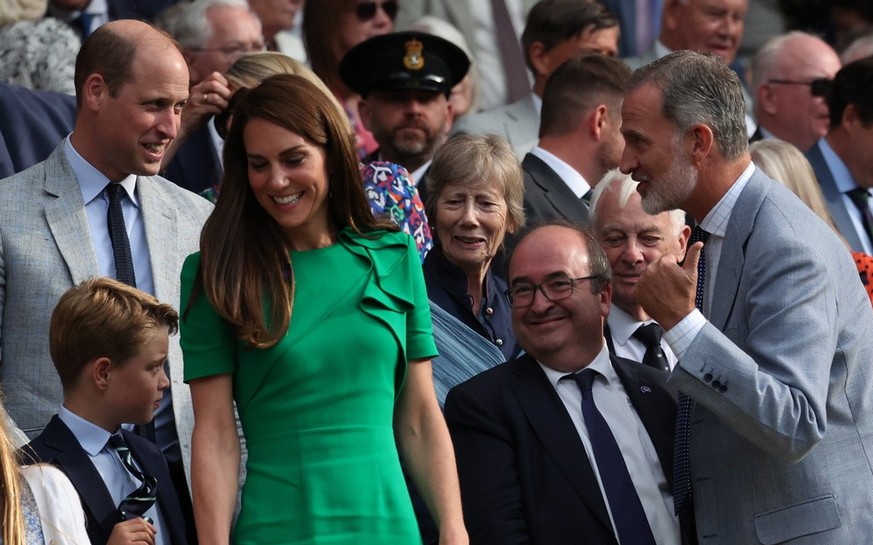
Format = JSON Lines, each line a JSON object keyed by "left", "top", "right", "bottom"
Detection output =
{"left": 355, "top": 0, "right": 398, "bottom": 21}
{"left": 767, "top": 78, "right": 831, "bottom": 97}
{"left": 506, "top": 275, "right": 600, "bottom": 307}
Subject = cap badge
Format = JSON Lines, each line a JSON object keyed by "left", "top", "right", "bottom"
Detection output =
{"left": 403, "top": 38, "right": 425, "bottom": 70}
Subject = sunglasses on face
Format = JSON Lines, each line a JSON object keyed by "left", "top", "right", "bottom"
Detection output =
{"left": 355, "top": 0, "right": 398, "bottom": 21}
{"left": 767, "top": 78, "right": 832, "bottom": 97}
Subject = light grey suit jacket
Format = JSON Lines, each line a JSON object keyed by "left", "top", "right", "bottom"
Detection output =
{"left": 451, "top": 93, "right": 538, "bottom": 158}
{"left": 672, "top": 169, "right": 873, "bottom": 544}
{"left": 0, "top": 144, "right": 212, "bottom": 479}
{"left": 806, "top": 141, "right": 866, "bottom": 252}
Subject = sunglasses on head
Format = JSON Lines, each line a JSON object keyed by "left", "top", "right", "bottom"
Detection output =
{"left": 767, "top": 78, "right": 832, "bottom": 97}
{"left": 355, "top": 0, "right": 398, "bottom": 21}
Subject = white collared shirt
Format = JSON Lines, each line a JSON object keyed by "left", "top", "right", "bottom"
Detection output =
{"left": 664, "top": 162, "right": 756, "bottom": 357}
{"left": 537, "top": 345, "right": 680, "bottom": 545}
{"left": 529, "top": 146, "right": 591, "bottom": 199}
{"left": 607, "top": 305, "right": 678, "bottom": 370}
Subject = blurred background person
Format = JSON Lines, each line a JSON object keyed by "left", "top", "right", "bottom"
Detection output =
{"left": 248, "top": 0, "right": 303, "bottom": 54}
{"left": 749, "top": 31, "right": 841, "bottom": 151}
{"left": 0, "top": 0, "right": 80, "bottom": 95}
{"left": 407, "top": 15, "right": 480, "bottom": 122}
{"left": 303, "top": 0, "right": 397, "bottom": 159}
{"left": 181, "top": 74, "right": 466, "bottom": 545}
{"left": 751, "top": 138, "right": 873, "bottom": 304}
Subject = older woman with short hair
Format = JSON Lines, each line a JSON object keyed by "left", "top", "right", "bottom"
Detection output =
{"left": 423, "top": 133, "right": 525, "bottom": 368}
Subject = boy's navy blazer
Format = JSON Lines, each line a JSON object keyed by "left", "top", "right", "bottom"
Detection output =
{"left": 22, "top": 415, "right": 189, "bottom": 545}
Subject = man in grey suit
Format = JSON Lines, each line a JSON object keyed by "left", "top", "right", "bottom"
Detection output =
{"left": 452, "top": 0, "right": 619, "bottom": 158}
{"left": 0, "top": 19, "right": 212, "bottom": 511}
{"left": 806, "top": 57, "right": 873, "bottom": 254}
{"left": 622, "top": 51, "right": 873, "bottom": 543}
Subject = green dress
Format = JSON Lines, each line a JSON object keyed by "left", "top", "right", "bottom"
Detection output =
{"left": 180, "top": 229, "right": 437, "bottom": 545}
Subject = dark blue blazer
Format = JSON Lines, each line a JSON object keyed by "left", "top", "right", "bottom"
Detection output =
{"left": 445, "top": 353, "right": 694, "bottom": 545}
{"left": 0, "top": 84, "right": 75, "bottom": 179}
{"left": 806, "top": 142, "right": 867, "bottom": 252}
{"left": 22, "top": 415, "right": 190, "bottom": 545}
{"left": 162, "top": 124, "right": 223, "bottom": 193}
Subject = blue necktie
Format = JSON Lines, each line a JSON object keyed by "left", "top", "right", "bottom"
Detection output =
{"left": 572, "top": 370, "right": 656, "bottom": 545}
{"left": 106, "top": 183, "right": 136, "bottom": 288}
{"left": 673, "top": 225, "right": 708, "bottom": 515}
{"left": 632, "top": 323, "right": 668, "bottom": 371}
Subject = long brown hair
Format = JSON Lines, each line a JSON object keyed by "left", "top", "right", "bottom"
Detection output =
{"left": 198, "top": 74, "right": 393, "bottom": 348}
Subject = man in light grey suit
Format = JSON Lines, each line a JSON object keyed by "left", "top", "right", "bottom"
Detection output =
{"left": 451, "top": 0, "right": 619, "bottom": 158}
{"left": 0, "top": 19, "right": 212, "bottom": 511}
{"left": 622, "top": 51, "right": 873, "bottom": 543}
{"left": 806, "top": 57, "right": 873, "bottom": 254}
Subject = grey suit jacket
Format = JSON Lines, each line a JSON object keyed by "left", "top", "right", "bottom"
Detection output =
{"left": 806, "top": 141, "right": 866, "bottom": 252}
{"left": 672, "top": 169, "right": 873, "bottom": 544}
{"left": 452, "top": 94, "right": 539, "bottom": 158}
{"left": 0, "top": 144, "right": 212, "bottom": 480}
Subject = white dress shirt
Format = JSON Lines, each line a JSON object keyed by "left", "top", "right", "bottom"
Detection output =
{"left": 529, "top": 145, "right": 591, "bottom": 199}
{"left": 537, "top": 345, "right": 680, "bottom": 545}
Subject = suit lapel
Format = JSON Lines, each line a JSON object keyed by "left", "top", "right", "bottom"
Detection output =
{"left": 612, "top": 357, "right": 676, "bottom": 484}
{"left": 807, "top": 144, "right": 865, "bottom": 252}
{"left": 709, "top": 174, "right": 771, "bottom": 329}
{"left": 137, "top": 177, "right": 179, "bottom": 305}
{"left": 40, "top": 416, "right": 118, "bottom": 544}
{"left": 522, "top": 154, "right": 590, "bottom": 224}
{"left": 42, "top": 147, "right": 100, "bottom": 285}
{"left": 507, "top": 356, "right": 613, "bottom": 531}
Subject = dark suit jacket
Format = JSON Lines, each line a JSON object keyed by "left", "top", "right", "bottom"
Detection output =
{"left": 162, "top": 124, "right": 223, "bottom": 193}
{"left": 0, "top": 83, "right": 76, "bottom": 178}
{"left": 22, "top": 415, "right": 190, "bottom": 545}
{"left": 445, "top": 353, "right": 685, "bottom": 545}
{"left": 806, "top": 141, "right": 867, "bottom": 252}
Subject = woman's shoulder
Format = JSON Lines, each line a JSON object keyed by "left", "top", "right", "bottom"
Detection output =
{"left": 339, "top": 227, "right": 412, "bottom": 251}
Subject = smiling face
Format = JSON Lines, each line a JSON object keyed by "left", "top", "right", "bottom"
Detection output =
{"left": 662, "top": 0, "right": 748, "bottom": 64}
{"left": 106, "top": 328, "right": 170, "bottom": 426}
{"left": 620, "top": 83, "right": 700, "bottom": 215}
{"left": 594, "top": 187, "right": 688, "bottom": 319}
{"left": 436, "top": 177, "right": 510, "bottom": 279}
{"left": 509, "top": 226, "right": 610, "bottom": 371}
{"left": 87, "top": 41, "right": 189, "bottom": 182}
{"left": 244, "top": 117, "right": 334, "bottom": 250}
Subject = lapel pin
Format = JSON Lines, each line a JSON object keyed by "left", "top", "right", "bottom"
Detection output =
{"left": 640, "top": 385, "right": 652, "bottom": 394}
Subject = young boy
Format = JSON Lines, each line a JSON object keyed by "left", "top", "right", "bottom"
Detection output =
{"left": 23, "top": 277, "right": 191, "bottom": 545}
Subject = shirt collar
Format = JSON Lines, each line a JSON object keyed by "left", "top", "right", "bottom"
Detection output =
{"left": 700, "top": 162, "right": 756, "bottom": 237}
{"left": 410, "top": 159, "right": 432, "bottom": 188}
{"left": 58, "top": 406, "right": 117, "bottom": 457}
{"left": 537, "top": 343, "right": 614, "bottom": 388}
{"left": 607, "top": 304, "right": 656, "bottom": 345}
{"left": 529, "top": 146, "right": 591, "bottom": 199}
{"left": 818, "top": 138, "right": 858, "bottom": 193}
{"left": 64, "top": 136, "right": 139, "bottom": 207}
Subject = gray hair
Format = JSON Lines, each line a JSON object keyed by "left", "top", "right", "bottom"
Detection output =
{"left": 589, "top": 169, "right": 685, "bottom": 234}
{"left": 156, "top": 0, "right": 257, "bottom": 49}
{"left": 627, "top": 51, "right": 748, "bottom": 160}
{"left": 425, "top": 133, "right": 526, "bottom": 234}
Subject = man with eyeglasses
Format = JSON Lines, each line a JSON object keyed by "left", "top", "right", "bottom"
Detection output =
{"left": 807, "top": 56, "right": 873, "bottom": 254}
{"left": 445, "top": 222, "right": 694, "bottom": 545}
{"left": 155, "top": 0, "right": 264, "bottom": 193}
{"left": 749, "top": 32, "right": 841, "bottom": 152}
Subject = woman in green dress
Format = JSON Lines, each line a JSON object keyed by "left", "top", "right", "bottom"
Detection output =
{"left": 179, "top": 74, "right": 467, "bottom": 545}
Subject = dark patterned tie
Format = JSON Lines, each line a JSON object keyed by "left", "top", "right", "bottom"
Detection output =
{"left": 674, "top": 225, "right": 708, "bottom": 515}
{"left": 632, "top": 323, "right": 668, "bottom": 371}
{"left": 571, "top": 370, "right": 657, "bottom": 545}
{"left": 846, "top": 187, "right": 873, "bottom": 245}
{"left": 490, "top": 0, "right": 529, "bottom": 103}
{"left": 108, "top": 434, "right": 157, "bottom": 524}
{"left": 106, "top": 183, "right": 136, "bottom": 287}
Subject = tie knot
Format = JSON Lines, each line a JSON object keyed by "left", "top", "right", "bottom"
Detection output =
{"left": 106, "top": 182, "right": 123, "bottom": 200}
{"left": 108, "top": 433, "right": 127, "bottom": 452}
{"left": 570, "top": 368, "right": 598, "bottom": 394}
{"left": 848, "top": 187, "right": 871, "bottom": 206}
{"left": 632, "top": 322, "right": 664, "bottom": 348}
{"left": 690, "top": 225, "right": 709, "bottom": 244}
